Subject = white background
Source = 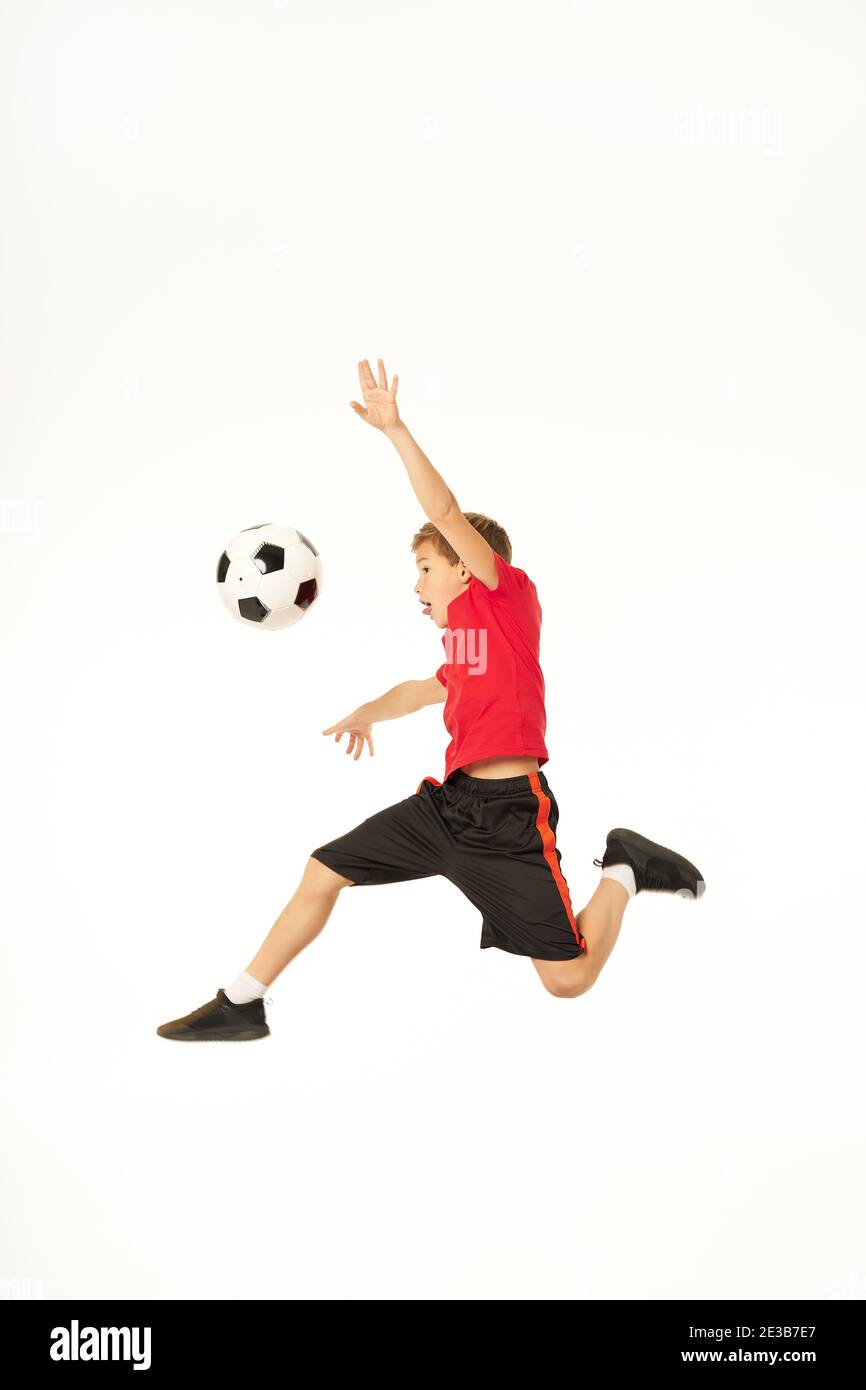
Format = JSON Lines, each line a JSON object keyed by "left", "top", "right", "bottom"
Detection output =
{"left": 2, "top": 0, "right": 864, "bottom": 1301}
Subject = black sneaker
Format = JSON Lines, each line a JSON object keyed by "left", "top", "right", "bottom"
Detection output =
{"left": 593, "top": 828, "right": 706, "bottom": 899}
{"left": 156, "top": 988, "right": 271, "bottom": 1042}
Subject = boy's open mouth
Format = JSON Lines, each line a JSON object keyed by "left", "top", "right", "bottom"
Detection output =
{"left": 420, "top": 599, "right": 432, "bottom": 616}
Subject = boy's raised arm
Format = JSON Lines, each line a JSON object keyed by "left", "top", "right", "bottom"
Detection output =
{"left": 350, "top": 357, "right": 499, "bottom": 590}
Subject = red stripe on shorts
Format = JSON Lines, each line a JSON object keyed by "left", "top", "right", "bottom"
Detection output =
{"left": 528, "top": 772, "right": 586, "bottom": 953}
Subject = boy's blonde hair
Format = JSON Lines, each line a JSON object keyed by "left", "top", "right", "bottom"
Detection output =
{"left": 410, "top": 512, "right": 512, "bottom": 566}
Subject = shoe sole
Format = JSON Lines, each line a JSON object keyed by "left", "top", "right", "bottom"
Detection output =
{"left": 608, "top": 827, "right": 706, "bottom": 898}
{"left": 156, "top": 1029, "right": 271, "bottom": 1042}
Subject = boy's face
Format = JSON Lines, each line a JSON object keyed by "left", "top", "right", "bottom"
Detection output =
{"left": 414, "top": 546, "right": 470, "bottom": 629}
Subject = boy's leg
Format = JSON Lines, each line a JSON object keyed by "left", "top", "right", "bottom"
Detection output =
{"left": 156, "top": 783, "right": 450, "bottom": 1040}
{"left": 531, "top": 877, "right": 629, "bottom": 998}
{"left": 155, "top": 857, "right": 353, "bottom": 1041}
{"left": 242, "top": 780, "right": 452, "bottom": 986}
{"left": 243, "top": 856, "right": 356, "bottom": 988}
{"left": 531, "top": 824, "right": 706, "bottom": 997}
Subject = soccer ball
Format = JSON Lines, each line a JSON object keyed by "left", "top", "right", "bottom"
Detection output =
{"left": 216, "top": 523, "right": 322, "bottom": 629}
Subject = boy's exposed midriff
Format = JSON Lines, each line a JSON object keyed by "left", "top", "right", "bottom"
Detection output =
{"left": 459, "top": 755, "right": 540, "bottom": 779}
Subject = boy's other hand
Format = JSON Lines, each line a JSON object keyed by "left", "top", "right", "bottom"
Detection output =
{"left": 321, "top": 714, "right": 375, "bottom": 760}
{"left": 349, "top": 357, "right": 401, "bottom": 433}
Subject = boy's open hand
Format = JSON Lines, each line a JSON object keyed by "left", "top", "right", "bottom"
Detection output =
{"left": 349, "top": 358, "right": 401, "bottom": 433}
{"left": 321, "top": 713, "right": 375, "bottom": 760}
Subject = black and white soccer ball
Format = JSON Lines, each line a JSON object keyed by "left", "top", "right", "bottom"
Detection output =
{"left": 216, "top": 523, "right": 322, "bottom": 630}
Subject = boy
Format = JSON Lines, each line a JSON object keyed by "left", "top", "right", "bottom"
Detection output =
{"left": 157, "top": 358, "right": 705, "bottom": 1042}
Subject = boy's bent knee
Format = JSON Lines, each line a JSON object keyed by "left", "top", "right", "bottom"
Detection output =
{"left": 304, "top": 854, "right": 355, "bottom": 894}
{"left": 546, "top": 979, "right": 592, "bottom": 999}
{"left": 533, "top": 957, "right": 599, "bottom": 999}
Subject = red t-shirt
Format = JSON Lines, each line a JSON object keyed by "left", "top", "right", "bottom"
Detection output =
{"left": 435, "top": 550, "right": 548, "bottom": 781}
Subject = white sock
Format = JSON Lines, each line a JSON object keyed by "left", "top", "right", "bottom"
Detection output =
{"left": 601, "top": 863, "right": 637, "bottom": 899}
{"left": 225, "top": 971, "right": 268, "bottom": 1005}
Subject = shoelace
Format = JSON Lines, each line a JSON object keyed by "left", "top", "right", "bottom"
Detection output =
{"left": 180, "top": 995, "right": 226, "bottom": 1023}
{"left": 594, "top": 856, "right": 670, "bottom": 891}
{"left": 220, "top": 991, "right": 274, "bottom": 1010}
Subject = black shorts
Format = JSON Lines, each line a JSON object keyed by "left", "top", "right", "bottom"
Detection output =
{"left": 310, "top": 768, "right": 586, "bottom": 961}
